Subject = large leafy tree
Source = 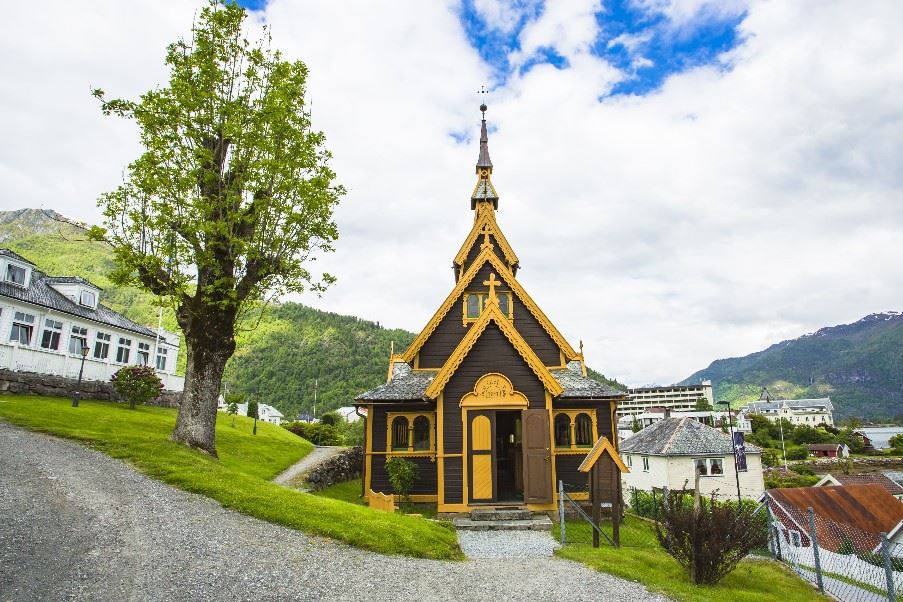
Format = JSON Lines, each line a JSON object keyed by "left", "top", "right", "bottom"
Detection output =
{"left": 92, "top": 1, "right": 343, "bottom": 456}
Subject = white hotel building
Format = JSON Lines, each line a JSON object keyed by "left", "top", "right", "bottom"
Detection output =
{"left": 0, "top": 249, "right": 183, "bottom": 391}
{"left": 618, "top": 380, "right": 715, "bottom": 417}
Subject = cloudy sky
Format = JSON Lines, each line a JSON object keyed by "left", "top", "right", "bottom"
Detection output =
{"left": 1, "top": 0, "right": 901, "bottom": 386}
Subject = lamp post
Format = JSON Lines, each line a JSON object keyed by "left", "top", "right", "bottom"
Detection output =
{"left": 71, "top": 343, "right": 90, "bottom": 407}
{"left": 717, "top": 400, "right": 743, "bottom": 504}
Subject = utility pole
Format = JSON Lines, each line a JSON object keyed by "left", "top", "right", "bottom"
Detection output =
{"left": 717, "top": 400, "right": 743, "bottom": 504}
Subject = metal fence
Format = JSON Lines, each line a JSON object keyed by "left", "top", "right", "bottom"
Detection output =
{"left": 767, "top": 503, "right": 902, "bottom": 601}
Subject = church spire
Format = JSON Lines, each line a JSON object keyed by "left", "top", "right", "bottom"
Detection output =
{"left": 471, "top": 103, "right": 499, "bottom": 210}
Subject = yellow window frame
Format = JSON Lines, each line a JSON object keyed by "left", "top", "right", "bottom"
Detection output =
{"left": 386, "top": 412, "right": 436, "bottom": 455}
{"left": 462, "top": 291, "right": 513, "bottom": 324}
{"left": 553, "top": 409, "right": 598, "bottom": 451}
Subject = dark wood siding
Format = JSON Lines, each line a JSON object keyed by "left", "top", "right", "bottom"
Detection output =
{"left": 510, "top": 296, "right": 561, "bottom": 365}
{"left": 371, "top": 455, "right": 437, "bottom": 495}
{"left": 460, "top": 233, "right": 509, "bottom": 276}
{"left": 556, "top": 454, "right": 588, "bottom": 493}
{"left": 444, "top": 457, "right": 463, "bottom": 503}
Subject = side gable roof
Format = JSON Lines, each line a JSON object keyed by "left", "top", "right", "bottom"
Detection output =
{"left": 424, "top": 301, "right": 563, "bottom": 399}
{"left": 402, "top": 246, "right": 578, "bottom": 364}
{"left": 453, "top": 205, "right": 518, "bottom": 268}
{"left": 579, "top": 436, "right": 629, "bottom": 473}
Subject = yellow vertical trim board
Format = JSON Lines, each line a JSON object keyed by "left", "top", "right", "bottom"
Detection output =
{"left": 437, "top": 393, "right": 445, "bottom": 506}
{"left": 462, "top": 408, "right": 469, "bottom": 504}
{"left": 401, "top": 247, "right": 578, "bottom": 364}
{"left": 546, "top": 391, "right": 557, "bottom": 504}
{"left": 364, "top": 404, "right": 373, "bottom": 498}
{"left": 424, "top": 302, "right": 564, "bottom": 399}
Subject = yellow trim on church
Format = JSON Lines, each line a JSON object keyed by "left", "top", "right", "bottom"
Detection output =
{"left": 453, "top": 202, "right": 519, "bottom": 268}
{"left": 401, "top": 247, "right": 579, "bottom": 365}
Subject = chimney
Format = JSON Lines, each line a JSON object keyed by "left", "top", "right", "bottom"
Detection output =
{"left": 663, "top": 408, "right": 671, "bottom": 419}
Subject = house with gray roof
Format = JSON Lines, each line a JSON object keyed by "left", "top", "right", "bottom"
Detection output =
{"left": 619, "top": 416, "right": 765, "bottom": 501}
{"left": 0, "top": 249, "right": 182, "bottom": 391}
{"left": 742, "top": 397, "right": 834, "bottom": 426}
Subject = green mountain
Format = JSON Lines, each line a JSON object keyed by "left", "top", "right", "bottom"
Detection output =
{"left": 681, "top": 312, "right": 903, "bottom": 421}
{"left": 0, "top": 208, "right": 624, "bottom": 419}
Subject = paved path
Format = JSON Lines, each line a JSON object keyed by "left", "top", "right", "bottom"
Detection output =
{"left": 272, "top": 445, "right": 344, "bottom": 487}
{"left": 0, "top": 422, "right": 667, "bottom": 602}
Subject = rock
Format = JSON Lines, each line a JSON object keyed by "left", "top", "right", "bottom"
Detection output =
{"left": 305, "top": 447, "right": 363, "bottom": 490}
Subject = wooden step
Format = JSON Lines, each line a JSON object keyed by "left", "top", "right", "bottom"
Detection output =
{"left": 452, "top": 515, "right": 553, "bottom": 531}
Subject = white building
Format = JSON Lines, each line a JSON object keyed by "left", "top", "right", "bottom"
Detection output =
{"left": 334, "top": 406, "right": 362, "bottom": 422}
{"left": 216, "top": 396, "right": 284, "bottom": 425}
{"left": 741, "top": 397, "right": 834, "bottom": 426}
{"left": 620, "top": 416, "right": 765, "bottom": 501}
{"left": 619, "top": 380, "right": 714, "bottom": 417}
{"left": 0, "top": 249, "right": 183, "bottom": 391}
{"left": 617, "top": 408, "right": 752, "bottom": 441}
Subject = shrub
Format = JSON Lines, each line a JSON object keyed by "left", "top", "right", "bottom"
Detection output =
{"left": 655, "top": 489, "right": 768, "bottom": 585}
{"left": 283, "top": 421, "right": 343, "bottom": 445}
{"left": 319, "top": 411, "right": 340, "bottom": 426}
{"left": 110, "top": 365, "right": 163, "bottom": 410}
{"left": 385, "top": 457, "right": 418, "bottom": 503}
{"left": 785, "top": 446, "right": 809, "bottom": 461}
{"left": 629, "top": 488, "right": 662, "bottom": 520}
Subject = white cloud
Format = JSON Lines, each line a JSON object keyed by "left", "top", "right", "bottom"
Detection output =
{"left": 1, "top": 0, "right": 901, "bottom": 388}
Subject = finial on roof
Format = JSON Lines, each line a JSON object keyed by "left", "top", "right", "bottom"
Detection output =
{"left": 471, "top": 91, "right": 499, "bottom": 210}
{"left": 476, "top": 105, "right": 493, "bottom": 172}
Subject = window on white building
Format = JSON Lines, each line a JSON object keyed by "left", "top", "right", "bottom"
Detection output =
{"left": 10, "top": 311, "right": 34, "bottom": 344}
{"left": 695, "top": 458, "right": 708, "bottom": 476}
{"left": 40, "top": 319, "right": 63, "bottom": 350}
{"left": 68, "top": 326, "right": 88, "bottom": 354}
{"left": 155, "top": 347, "right": 168, "bottom": 371}
{"left": 695, "top": 458, "right": 724, "bottom": 476}
{"left": 642, "top": 456, "right": 649, "bottom": 472}
{"left": 625, "top": 455, "right": 633, "bottom": 468}
{"left": 116, "top": 337, "right": 131, "bottom": 363}
{"left": 94, "top": 332, "right": 111, "bottom": 360}
{"left": 5, "top": 264, "right": 27, "bottom": 286}
{"left": 137, "top": 341, "right": 150, "bottom": 366}
{"left": 79, "top": 290, "right": 96, "bottom": 307}
{"left": 710, "top": 458, "right": 724, "bottom": 475}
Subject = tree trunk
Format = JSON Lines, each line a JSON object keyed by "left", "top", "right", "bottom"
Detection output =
{"left": 170, "top": 307, "right": 236, "bottom": 457}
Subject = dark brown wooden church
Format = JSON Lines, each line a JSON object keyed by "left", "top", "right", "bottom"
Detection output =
{"left": 356, "top": 105, "right": 628, "bottom": 514}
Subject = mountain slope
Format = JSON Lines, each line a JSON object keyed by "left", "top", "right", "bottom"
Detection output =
{"left": 0, "top": 208, "right": 624, "bottom": 418}
{"left": 681, "top": 312, "right": 903, "bottom": 420}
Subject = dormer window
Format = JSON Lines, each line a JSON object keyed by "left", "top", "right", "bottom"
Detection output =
{"left": 80, "top": 290, "right": 96, "bottom": 307}
{"left": 5, "top": 264, "right": 27, "bottom": 286}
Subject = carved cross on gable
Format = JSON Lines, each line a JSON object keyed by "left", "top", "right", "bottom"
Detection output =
{"left": 480, "top": 223, "right": 493, "bottom": 251}
{"left": 483, "top": 273, "right": 501, "bottom": 305}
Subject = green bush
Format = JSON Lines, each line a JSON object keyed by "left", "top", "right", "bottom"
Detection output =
{"left": 319, "top": 411, "right": 340, "bottom": 426}
{"left": 785, "top": 446, "right": 809, "bottom": 460}
{"left": 283, "top": 421, "right": 343, "bottom": 445}
{"left": 110, "top": 365, "right": 163, "bottom": 410}
{"left": 385, "top": 457, "right": 418, "bottom": 503}
{"left": 629, "top": 488, "right": 663, "bottom": 519}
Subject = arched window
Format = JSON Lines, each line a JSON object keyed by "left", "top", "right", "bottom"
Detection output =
{"left": 575, "top": 413, "right": 593, "bottom": 447}
{"left": 412, "top": 415, "right": 431, "bottom": 450}
{"left": 391, "top": 416, "right": 409, "bottom": 450}
{"left": 554, "top": 413, "right": 571, "bottom": 448}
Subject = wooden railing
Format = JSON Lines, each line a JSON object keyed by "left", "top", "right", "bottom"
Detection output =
{"left": 368, "top": 490, "right": 396, "bottom": 513}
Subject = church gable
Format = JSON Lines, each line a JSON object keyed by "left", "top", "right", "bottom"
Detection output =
{"left": 453, "top": 205, "right": 519, "bottom": 279}
{"left": 405, "top": 249, "right": 576, "bottom": 369}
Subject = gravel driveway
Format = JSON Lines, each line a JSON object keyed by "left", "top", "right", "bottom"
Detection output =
{"left": 0, "top": 422, "right": 667, "bottom": 602}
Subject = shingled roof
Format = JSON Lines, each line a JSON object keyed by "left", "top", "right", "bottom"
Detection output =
{"left": 551, "top": 362, "right": 625, "bottom": 399}
{"left": 620, "top": 417, "right": 762, "bottom": 456}
{"left": 0, "top": 252, "right": 157, "bottom": 338}
{"left": 355, "top": 362, "right": 436, "bottom": 402}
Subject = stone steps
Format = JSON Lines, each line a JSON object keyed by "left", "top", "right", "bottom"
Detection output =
{"left": 452, "top": 508, "right": 553, "bottom": 531}
{"left": 470, "top": 507, "right": 532, "bottom": 521}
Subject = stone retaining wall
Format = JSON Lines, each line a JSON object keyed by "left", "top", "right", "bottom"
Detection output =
{"left": 0, "top": 368, "right": 181, "bottom": 408}
{"left": 305, "top": 446, "right": 363, "bottom": 490}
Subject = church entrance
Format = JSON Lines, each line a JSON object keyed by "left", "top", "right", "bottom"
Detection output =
{"left": 467, "top": 410, "right": 524, "bottom": 504}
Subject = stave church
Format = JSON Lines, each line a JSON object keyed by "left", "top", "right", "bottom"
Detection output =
{"left": 356, "top": 105, "right": 628, "bottom": 514}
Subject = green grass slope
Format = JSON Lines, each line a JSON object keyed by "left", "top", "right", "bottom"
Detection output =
{"left": 681, "top": 312, "right": 903, "bottom": 420}
{"left": 0, "top": 395, "right": 461, "bottom": 559}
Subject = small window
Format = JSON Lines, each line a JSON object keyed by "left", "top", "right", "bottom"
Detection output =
{"left": 156, "top": 347, "right": 168, "bottom": 371}
{"left": 10, "top": 311, "right": 35, "bottom": 345}
{"left": 94, "top": 332, "right": 111, "bottom": 360}
{"left": 624, "top": 454, "right": 633, "bottom": 468}
{"left": 642, "top": 456, "right": 650, "bottom": 472}
{"left": 412, "top": 415, "right": 431, "bottom": 450}
{"left": 68, "top": 326, "right": 88, "bottom": 354}
{"left": 5, "top": 264, "right": 26, "bottom": 286}
{"left": 80, "top": 290, "right": 96, "bottom": 307}
{"left": 391, "top": 416, "right": 409, "bottom": 451}
{"left": 574, "top": 413, "right": 593, "bottom": 447}
{"left": 137, "top": 341, "right": 150, "bottom": 366}
{"left": 40, "top": 319, "right": 63, "bottom": 350}
{"left": 466, "top": 294, "right": 481, "bottom": 319}
{"left": 463, "top": 291, "right": 514, "bottom": 322}
{"left": 710, "top": 458, "right": 724, "bottom": 475}
{"left": 497, "top": 293, "right": 510, "bottom": 316}
{"left": 695, "top": 458, "right": 708, "bottom": 476}
{"left": 554, "top": 413, "right": 571, "bottom": 447}
{"left": 116, "top": 337, "right": 131, "bottom": 363}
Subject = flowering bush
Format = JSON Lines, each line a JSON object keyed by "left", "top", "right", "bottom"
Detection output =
{"left": 110, "top": 365, "right": 163, "bottom": 410}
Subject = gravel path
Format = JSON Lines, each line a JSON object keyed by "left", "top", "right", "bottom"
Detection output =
{"left": 0, "top": 422, "right": 668, "bottom": 602}
{"left": 458, "top": 530, "right": 561, "bottom": 559}
{"left": 272, "top": 445, "right": 344, "bottom": 487}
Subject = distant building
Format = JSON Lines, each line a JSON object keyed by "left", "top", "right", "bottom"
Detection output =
{"left": 334, "top": 406, "right": 362, "bottom": 422}
{"left": 854, "top": 427, "right": 903, "bottom": 451}
{"left": 619, "top": 416, "right": 765, "bottom": 501}
{"left": 619, "top": 380, "right": 714, "bottom": 417}
{"left": 617, "top": 408, "right": 751, "bottom": 441}
{"left": 807, "top": 443, "right": 849, "bottom": 458}
{"left": 216, "top": 396, "right": 283, "bottom": 425}
{"left": 815, "top": 473, "right": 903, "bottom": 501}
{"left": 742, "top": 397, "right": 834, "bottom": 426}
{"left": 0, "top": 249, "right": 182, "bottom": 391}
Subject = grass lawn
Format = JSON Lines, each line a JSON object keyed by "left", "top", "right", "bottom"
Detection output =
{"left": 554, "top": 516, "right": 827, "bottom": 602}
{"left": 312, "top": 478, "right": 439, "bottom": 518}
{"left": 0, "top": 395, "right": 461, "bottom": 560}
